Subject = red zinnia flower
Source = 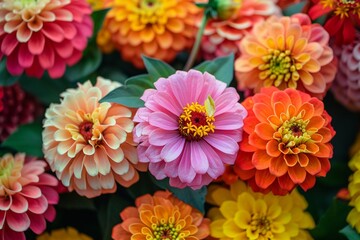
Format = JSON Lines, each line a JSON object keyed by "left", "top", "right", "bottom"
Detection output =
{"left": 308, "top": 0, "right": 360, "bottom": 45}
{"left": 234, "top": 87, "right": 335, "bottom": 195}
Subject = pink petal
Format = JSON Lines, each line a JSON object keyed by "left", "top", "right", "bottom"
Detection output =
{"left": 20, "top": 186, "right": 41, "bottom": 199}
{"left": 6, "top": 212, "right": 30, "bottom": 232}
{"left": 160, "top": 137, "right": 185, "bottom": 162}
{"left": 1, "top": 33, "right": 18, "bottom": 55}
{"left": 27, "top": 195, "right": 48, "bottom": 214}
{"left": 214, "top": 112, "right": 244, "bottom": 130}
{"left": 2, "top": 226, "right": 26, "bottom": 240}
{"left": 148, "top": 128, "right": 179, "bottom": 146}
{"left": 94, "top": 148, "right": 111, "bottom": 175}
{"left": 178, "top": 144, "right": 196, "bottom": 183}
{"left": 54, "top": 39, "right": 73, "bottom": 58}
{"left": 58, "top": 22, "right": 77, "bottom": 39}
{"left": 47, "top": 57, "right": 66, "bottom": 78}
{"left": 43, "top": 205, "right": 56, "bottom": 222}
{"left": 199, "top": 141, "right": 224, "bottom": 178}
{"left": 204, "top": 134, "right": 239, "bottom": 155}
{"left": 148, "top": 112, "right": 178, "bottom": 130}
{"left": 28, "top": 32, "right": 45, "bottom": 55}
{"left": 41, "top": 23, "right": 64, "bottom": 42}
{"left": 16, "top": 23, "right": 32, "bottom": 42}
{"left": 6, "top": 50, "right": 24, "bottom": 75}
{"left": 53, "top": 8, "right": 73, "bottom": 21}
{"left": 84, "top": 155, "right": 98, "bottom": 176}
{"left": 38, "top": 42, "right": 54, "bottom": 69}
{"left": 38, "top": 174, "right": 58, "bottom": 187}
{"left": 18, "top": 44, "right": 34, "bottom": 68}
{"left": 190, "top": 141, "right": 209, "bottom": 174}
{"left": 39, "top": 186, "right": 59, "bottom": 205}
{"left": 28, "top": 212, "right": 46, "bottom": 234}
{"left": 9, "top": 195, "right": 28, "bottom": 214}
{"left": 0, "top": 197, "right": 11, "bottom": 211}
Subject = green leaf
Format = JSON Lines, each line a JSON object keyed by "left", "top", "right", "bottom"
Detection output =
{"left": 19, "top": 74, "right": 72, "bottom": 105}
{"left": 142, "top": 55, "right": 176, "bottom": 82}
{"left": 98, "top": 193, "right": 131, "bottom": 240}
{"left": 64, "top": 46, "right": 102, "bottom": 82}
{"left": 310, "top": 199, "right": 351, "bottom": 240}
{"left": 126, "top": 172, "right": 162, "bottom": 200}
{"left": 150, "top": 176, "right": 207, "bottom": 214}
{"left": 0, "top": 59, "right": 20, "bottom": 86}
{"left": 125, "top": 74, "right": 154, "bottom": 89}
{"left": 58, "top": 192, "right": 96, "bottom": 211}
{"left": 282, "top": 1, "right": 307, "bottom": 16}
{"left": 1, "top": 121, "right": 43, "bottom": 157}
{"left": 91, "top": 8, "right": 110, "bottom": 37}
{"left": 100, "top": 84, "right": 145, "bottom": 108}
{"left": 194, "top": 53, "right": 234, "bottom": 86}
{"left": 340, "top": 225, "right": 360, "bottom": 240}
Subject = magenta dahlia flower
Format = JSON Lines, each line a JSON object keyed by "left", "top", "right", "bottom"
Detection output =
{"left": 0, "top": 0, "right": 93, "bottom": 79}
{"left": 133, "top": 70, "right": 247, "bottom": 189}
{"left": 0, "top": 153, "right": 59, "bottom": 240}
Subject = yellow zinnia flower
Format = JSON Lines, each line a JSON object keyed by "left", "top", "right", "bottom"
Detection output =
{"left": 207, "top": 181, "right": 315, "bottom": 240}
{"left": 347, "top": 151, "right": 360, "bottom": 233}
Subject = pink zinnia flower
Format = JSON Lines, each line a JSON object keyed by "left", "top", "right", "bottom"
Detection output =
{"left": 0, "top": 0, "right": 93, "bottom": 78}
{"left": 201, "top": 0, "right": 280, "bottom": 60}
{"left": 0, "top": 153, "right": 59, "bottom": 240}
{"left": 42, "top": 77, "right": 147, "bottom": 198}
{"left": 331, "top": 33, "right": 360, "bottom": 111}
{"left": 133, "top": 70, "right": 247, "bottom": 189}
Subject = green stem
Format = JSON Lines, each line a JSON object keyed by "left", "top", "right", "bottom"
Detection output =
{"left": 184, "top": 13, "right": 208, "bottom": 71}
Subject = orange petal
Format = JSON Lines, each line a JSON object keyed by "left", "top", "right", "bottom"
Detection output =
{"left": 249, "top": 133, "right": 268, "bottom": 150}
{"left": 255, "top": 169, "right": 276, "bottom": 189}
{"left": 140, "top": 27, "right": 155, "bottom": 43}
{"left": 156, "top": 31, "right": 173, "bottom": 49}
{"left": 285, "top": 88, "right": 302, "bottom": 109}
{"left": 284, "top": 154, "right": 298, "bottom": 167}
{"left": 299, "top": 70, "right": 314, "bottom": 86}
{"left": 288, "top": 166, "right": 306, "bottom": 183}
{"left": 298, "top": 153, "right": 309, "bottom": 167}
{"left": 271, "top": 91, "right": 291, "bottom": 109}
{"left": 306, "top": 116, "right": 325, "bottom": 130}
{"left": 316, "top": 127, "right": 333, "bottom": 143}
{"left": 314, "top": 143, "right": 332, "bottom": 158}
{"left": 266, "top": 140, "right": 281, "bottom": 157}
{"left": 166, "top": 19, "right": 184, "bottom": 33}
{"left": 297, "top": 102, "right": 314, "bottom": 120}
{"left": 269, "top": 156, "right": 288, "bottom": 177}
{"left": 305, "top": 155, "right": 321, "bottom": 175}
{"left": 243, "top": 116, "right": 260, "bottom": 133}
{"left": 255, "top": 123, "right": 275, "bottom": 140}
{"left": 239, "top": 134, "right": 257, "bottom": 152}
{"left": 273, "top": 102, "right": 285, "bottom": 118}
{"left": 252, "top": 150, "right": 272, "bottom": 170}
{"left": 299, "top": 174, "right": 316, "bottom": 191}
{"left": 305, "top": 142, "right": 319, "bottom": 154}
{"left": 253, "top": 103, "right": 274, "bottom": 123}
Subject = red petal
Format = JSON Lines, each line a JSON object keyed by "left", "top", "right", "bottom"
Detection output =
{"left": 305, "top": 155, "right": 321, "bottom": 175}
{"left": 288, "top": 166, "right": 306, "bottom": 183}
{"left": 255, "top": 169, "right": 276, "bottom": 189}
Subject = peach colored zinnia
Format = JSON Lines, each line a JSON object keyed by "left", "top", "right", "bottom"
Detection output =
{"left": 133, "top": 70, "right": 247, "bottom": 189}
{"left": 97, "top": 0, "right": 201, "bottom": 68}
{"left": 201, "top": 0, "right": 280, "bottom": 60}
{"left": 112, "top": 191, "right": 210, "bottom": 240}
{"left": 234, "top": 87, "right": 335, "bottom": 195}
{"left": 235, "top": 13, "right": 336, "bottom": 99}
{"left": 0, "top": 0, "right": 93, "bottom": 78}
{"left": 0, "top": 153, "right": 59, "bottom": 240}
{"left": 42, "top": 77, "right": 147, "bottom": 198}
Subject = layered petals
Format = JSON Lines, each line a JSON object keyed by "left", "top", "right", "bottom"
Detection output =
{"left": 133, "top": 70, "right": 247, "bottom": 189}
{"left": 235, "top": 13, "right": 336, "bottom": 99}
{"left": 97, "top": 0, "right": 200, "bottom": 68}
{"left": 0, "top": 153, "right": 59, "bottom": 240}
{"left": 112, "top": 191, "right": 210, "bottom": 240}
{"left": 42, "top": 77, "right": 147, "bottom": 198}
{"left": 0, "top": 0, "right": 93, "bottom": 78}
{"left": 234, "top": 87, "right": 335, "bottom": 195}
{"left": 207, "top": 181, "right": 315, "bottom": 240}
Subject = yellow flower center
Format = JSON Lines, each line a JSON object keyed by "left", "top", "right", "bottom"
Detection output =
{"left": 275, "top": 117, "right": 311, "bottom": 148}
{"left": 249, "top": 214, "right": 273, "bottom": 239}
{"left": 0, "top": 154, "right": 24, "bottom": 195}
{"left": 178, "top": 101, "right": 215, "bottom": 141}
{"left": 259, "top": 49, "right": 301, "bottom": 89}
{"left": 0, "top": 158, "right": 15, "bottom": 178}
{"left": 152, "top": 223, "right": 181, "bottom": 240}
{"left": 6, "top": 0, "right": 50, "bottom": 10}
{"left": 320, "top": 0, "right": 360, "bottom": 18}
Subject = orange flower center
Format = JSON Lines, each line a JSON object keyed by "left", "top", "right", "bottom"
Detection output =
{"left": 249, "top": 214, "right": 273, "bottom": 239}
{"left": 79, "top": 121, "right": 94, "bottom": 142}
{"left": 259, "top": 49, "right": 301, "bottom": 89}
{"left": 178, "top": 102, "right": 215, "bottom": 141}
{"left": 152, "top": 223, "right": 180, "bottom": 240}
{"left": 320, "top": 0, "right": 360, "bottom": 18}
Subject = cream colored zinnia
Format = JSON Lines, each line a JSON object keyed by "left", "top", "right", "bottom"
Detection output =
{"left": 42, "top": 77, "right": 147, "bottom": 198}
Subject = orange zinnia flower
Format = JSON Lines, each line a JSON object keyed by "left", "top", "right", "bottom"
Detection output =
{"left": 112, "top": 191, "right": 210, "bottom": 240}
{"left": 235, "top": 13, "right": 337, "bottom": 99}
{"left": 97, "top": 0, "right": 201, "bottom": 68}
{"left": 234, "top": 87, "right": 335, "bottom": 195}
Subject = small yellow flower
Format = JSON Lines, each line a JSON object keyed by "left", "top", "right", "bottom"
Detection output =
{"left": 37, "top": 227, "right": 92, "bottom": 240}
{"left": 207, "top": 181, "right": 315, "bottom": 240}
